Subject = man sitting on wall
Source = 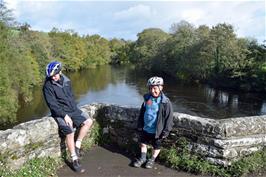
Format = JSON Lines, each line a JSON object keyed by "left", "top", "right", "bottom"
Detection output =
{"left": 43, "top": 61, "right": 93, "bottom": 173}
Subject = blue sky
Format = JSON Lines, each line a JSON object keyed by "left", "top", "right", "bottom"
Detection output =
{"left": 6, "top": 0, "right": 266, "bottom": 43}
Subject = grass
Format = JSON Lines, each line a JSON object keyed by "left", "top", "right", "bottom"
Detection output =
{"left": 159, "top": 138, "right": 266, "bottom": 177}
{"left": 0, "top": 157, "right": 61, "bottom": 177}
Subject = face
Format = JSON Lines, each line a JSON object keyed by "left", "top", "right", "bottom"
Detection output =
{"left": 149, "top": 85, "right": 163, "bottom": 98}
{"left": 51, "top": 73, "right": 60, "bottom": 82}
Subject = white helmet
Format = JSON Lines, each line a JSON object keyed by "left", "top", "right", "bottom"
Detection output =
{"left": 147, "top": 76, "right": 164, "bottom": 86}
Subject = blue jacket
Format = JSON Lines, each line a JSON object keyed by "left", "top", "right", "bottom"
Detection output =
{"left": 43, "top": 74, "right": 81, "bottom": 118}
{"left": 137, "top": 92, "right": 174, "bottom": 139}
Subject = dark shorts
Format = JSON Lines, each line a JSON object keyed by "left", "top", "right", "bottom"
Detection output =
{"left": 54, "top": 110, "right": 91, "bottom": 136}
{"left": 140, "top": 131, "right": 162, "bottom": 150}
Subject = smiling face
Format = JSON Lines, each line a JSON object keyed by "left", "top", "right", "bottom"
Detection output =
{"left": 149, "top": 85, "right": 163, "bottom": 98}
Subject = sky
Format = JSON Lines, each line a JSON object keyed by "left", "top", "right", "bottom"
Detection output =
{"left": 6, "top": 0, "right": 266, "bottom": 43}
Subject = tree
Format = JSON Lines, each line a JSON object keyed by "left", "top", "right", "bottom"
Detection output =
{"left": 19, "top": 22, "right": 31, "bottom": 32}
{"left": 0, "top": 21, "right": 18, "bottom": 125}
{"left": 207, "top": 23, "right": 251, "bottom": 79}
{"left": 83, "top": 34, "right": 111, "bottom": 67}
{"left": 109, "top": 38, "right": 131, "bottom": 64}
{"left": 130, "top": 28, "right": 170, "bottom": 70}
{"left": 0, "top": 0, "right": 14, "bottom": 26}
{"left": 161, "top": 21, "right": 197, "bottom": 78}
{"left": 49, "top": 29, "right": 86, "bottom": 71}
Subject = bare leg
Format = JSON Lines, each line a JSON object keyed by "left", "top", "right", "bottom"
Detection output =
{"left": 140, "top": 143, "right": 148, "bottom": 153}
{"left": 133, "top": 143, "right": 148, "bottom": 167}
{"left": 152, "top": 149, "right": 161, "bottom": 159}
{"left": 77, "top": 119, "right": 93, "bottom": 142}
{"left": 66, "top": 132, "right": 75, "bottom": 154}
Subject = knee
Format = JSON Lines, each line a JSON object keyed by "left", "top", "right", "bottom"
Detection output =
{"left": 140, "top": 143, "right": 147, "bottom": 148}
{"left": 84, "top": 118, "right": 93, "bottom": 127}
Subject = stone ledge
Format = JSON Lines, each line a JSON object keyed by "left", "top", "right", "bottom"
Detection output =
{"left": 1, "top": 103, "right": 265, "bottom": 169}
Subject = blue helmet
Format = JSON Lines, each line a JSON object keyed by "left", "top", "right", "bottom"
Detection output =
{"left": 46, "top": 61, "right": 62, "bottom": 77}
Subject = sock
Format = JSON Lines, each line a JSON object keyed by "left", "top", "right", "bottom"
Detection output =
{"left": 75, "top": 139, "right": 82, "bottom": 149}
{"left": 141, "top": 152, "right": 147, "bottom": 160}
{"left": 71, "top": 153, "right": 78, "bottom": 161}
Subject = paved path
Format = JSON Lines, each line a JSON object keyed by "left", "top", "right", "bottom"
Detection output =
{"left": 57, "top": 145, "right": 211, "bottom": 177}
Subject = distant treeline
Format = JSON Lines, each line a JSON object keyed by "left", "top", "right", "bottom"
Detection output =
{"left": 0, "top": 1, "right": 265, "bottom": 125}
{"left": 130, "top": 22, "right": 265, "bottom": 92}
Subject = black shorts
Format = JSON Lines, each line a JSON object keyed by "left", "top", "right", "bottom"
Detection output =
{"left": 140, "top": 131, "right": 162, "bottom": 150}
{"left": 54, "top": 110, "right": 91, "bottom": 136}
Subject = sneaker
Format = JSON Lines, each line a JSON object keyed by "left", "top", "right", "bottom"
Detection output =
{"left": 145, "top": 159, "right": 154, "bottom": 169}
{"left": 72, "top": 159, "right": 85, "bottom": 173}
{"left": 133, "top": 158, "right": 146, "bottom": 168}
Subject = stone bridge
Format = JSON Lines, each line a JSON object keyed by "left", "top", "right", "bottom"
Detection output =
{"left": 0, "top": 103, "right": 265, "bottom": 170}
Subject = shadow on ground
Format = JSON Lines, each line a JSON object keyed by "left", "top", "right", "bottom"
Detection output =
{"left": 56, "top": 145, "right": 211, "bottom": 177}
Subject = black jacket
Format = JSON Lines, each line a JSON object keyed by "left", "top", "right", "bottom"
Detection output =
{"left": 137, "top": 92, "right": 174, "bottom": 139}
{"left": 43, "top": 74, "right": 81, "bottom": 118}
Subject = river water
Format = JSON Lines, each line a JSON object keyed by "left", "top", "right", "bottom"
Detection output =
{"left": 13, "top": 65, "right": 266, "bottom": 129}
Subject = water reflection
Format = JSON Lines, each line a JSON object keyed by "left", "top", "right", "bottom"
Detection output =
{"left": 6, "top": 65, "right": 266, "bottom": 130}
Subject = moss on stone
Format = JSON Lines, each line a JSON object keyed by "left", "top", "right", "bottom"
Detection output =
{"left": 24, "top": 141, "right": 44, "bottom": 153}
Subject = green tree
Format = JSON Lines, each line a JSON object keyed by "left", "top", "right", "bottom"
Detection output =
{"left": 162, "top": 21, "right": 197, "bottom": 79}
{"left": 208, "top": 23, "right": 252, "bottom": 80}
{"left": 0, "top": 22, "right": 18, "bottom": 125}
{"left": 0, "top": 0, "right": 14, "bottom": 26}
{"left": 48, "top": 28, "right": 86, "bottom": 71}
{"left": 130, "top": 28, "right": 170, "bottom": 70}
{"left": 109, "top": 38, "right": 131, "bottom": 64}
{"left": 243, "top": 40, "right": 266, "bottom": 91}
{"left": 83, "top": 34, "right": 111, "bottom": 67}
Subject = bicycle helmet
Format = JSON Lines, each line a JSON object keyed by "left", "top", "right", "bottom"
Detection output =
{"left": 147, "top": 76, "right": 164, "bottom": 86}
{"left": 46, "top": 61, "right": 62, "bottom": 77}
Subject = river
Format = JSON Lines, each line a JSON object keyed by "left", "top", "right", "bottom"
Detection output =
{"left": 12, "top": 65, "right": 266, "bottom": 130}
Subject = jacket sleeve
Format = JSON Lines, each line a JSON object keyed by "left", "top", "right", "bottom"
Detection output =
{"left": 43, "top": 85, "right": 66, "bottom": 118}
{"left": 162, "top": 101, "right": 174, "bottom": 136}
{"left": 137, "top": 102, "right": 145, "bottom": 129}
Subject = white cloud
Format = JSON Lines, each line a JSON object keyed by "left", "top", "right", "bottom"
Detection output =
{"left": 181, "top": 9, "right": 205, "bottom": 23}
{"left": 114, "top": 4, "right": 156, "bottom": 21}
{"left": 5, "top": 0, "right": 265, "bottom": 43}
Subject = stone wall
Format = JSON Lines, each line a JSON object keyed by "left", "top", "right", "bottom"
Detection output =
{"left": 0, "top": 117, "right": 61, "bottom": 169}
{"left": 0, "top": 103, "right": 265, "bottom": 169}
{"left": 91, "top": 104, "right": 266, "bottom": 166}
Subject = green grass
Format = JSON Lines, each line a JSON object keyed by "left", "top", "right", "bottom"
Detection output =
{"left": 159, "top": 138, "right": 266, "bottom": 177}
{"left": 0, "top": 157, "right": 62, "bottom": 177}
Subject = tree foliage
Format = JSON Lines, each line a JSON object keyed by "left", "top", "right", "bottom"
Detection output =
{"left": 130, "top": 28, "right": 170, "bottom": 70}
{"left": 0, "top": 2, "right": 127, "bottom": 126}
{"left": 0, "top": 0, "right": 265, "bottom": 126}
{"left": 130, "top": 21, "right": 265, "bottom": 91}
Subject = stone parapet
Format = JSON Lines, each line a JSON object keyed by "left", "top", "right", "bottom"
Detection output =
{"left": 0, "top": 117, "right": 61, "bottom": 169}
{"left": 89, "top": 104, "right": 266, "bottom": 166}
{"left": 0, "top": 103, "right": 265, "bottom": 169}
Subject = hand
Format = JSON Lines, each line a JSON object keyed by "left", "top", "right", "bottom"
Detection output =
{"left": 64, "top": 114, "right": 73, "bottom": 127}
